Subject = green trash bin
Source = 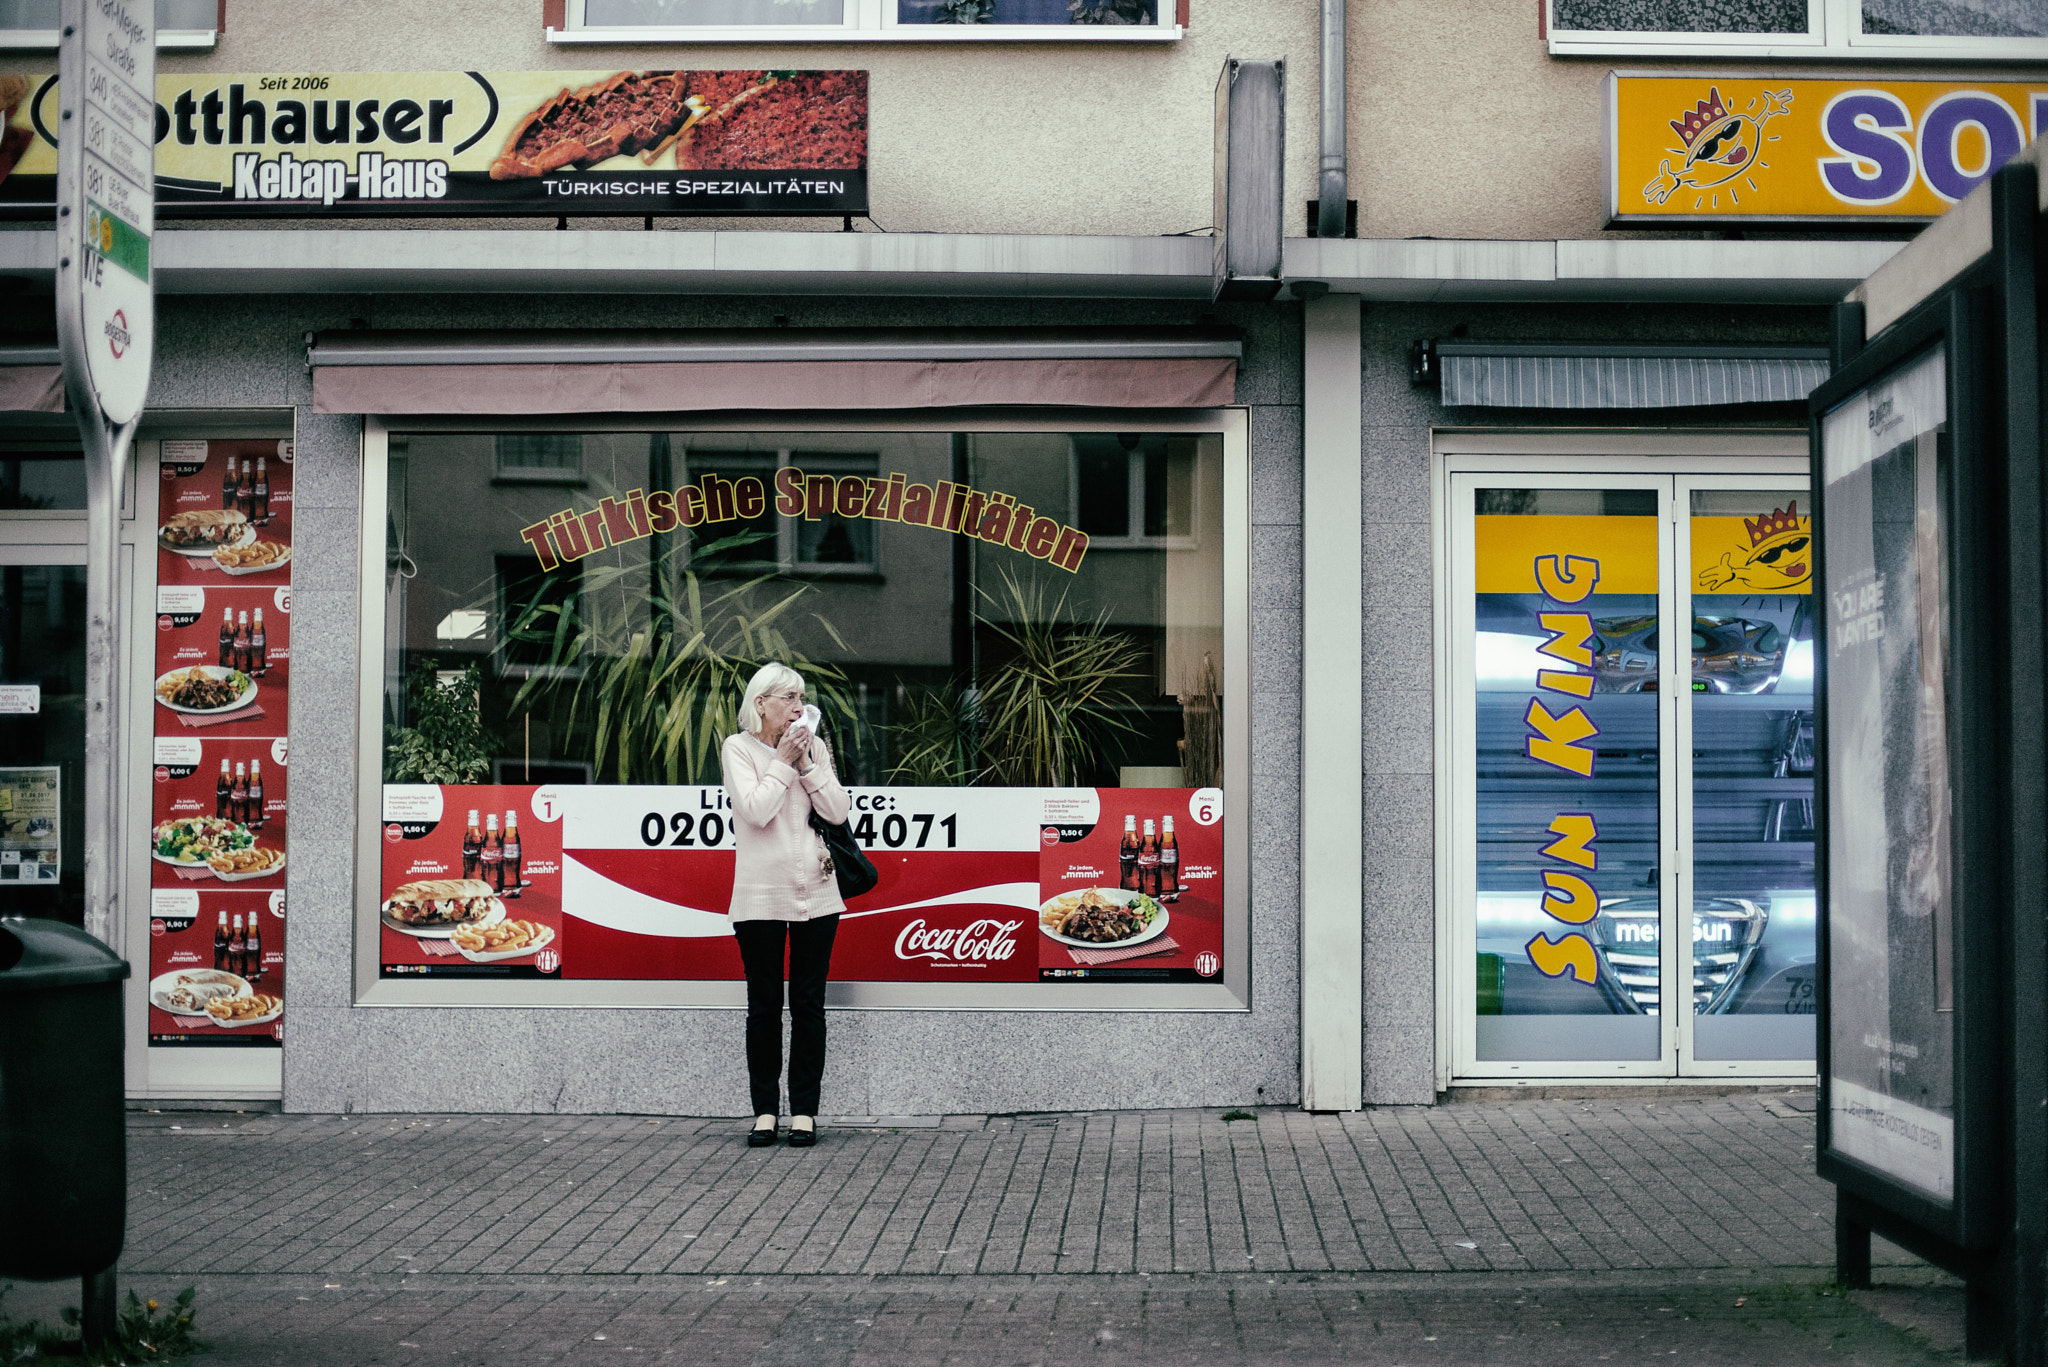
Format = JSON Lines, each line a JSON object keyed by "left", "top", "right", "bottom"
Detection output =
{"left": 0, "top": 916, "right": 130, "bottom": 1281}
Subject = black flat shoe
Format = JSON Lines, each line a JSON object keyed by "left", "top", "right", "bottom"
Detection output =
{"left": 787, "top": 1127, "right": 816, "bottom": 1148}
{"left": 747, "top": 1127, "right": 778, "bottom": 1147}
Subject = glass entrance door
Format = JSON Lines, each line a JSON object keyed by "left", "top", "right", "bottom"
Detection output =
{"left": 0, "top": 558, "right": 88, "bottom": 923}
{"left": 1449, "top": 468, "right": 1814, "bottom": 1078}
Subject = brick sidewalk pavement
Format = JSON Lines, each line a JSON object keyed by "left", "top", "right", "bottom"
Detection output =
{"left": 2, "top": 1094, "right": 1967, "bottom": 1364}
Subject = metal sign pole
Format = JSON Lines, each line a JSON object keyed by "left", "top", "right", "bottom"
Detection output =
{"left": 53, "top": 0, "right": 153, "bottom": 1350}
{"left": 53, "top": 0, "right": 155, "bottom": 942}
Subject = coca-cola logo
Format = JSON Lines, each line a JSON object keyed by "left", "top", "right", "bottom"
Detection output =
{"left": 893, "top": 917, "right": 1022, "bottom": 964}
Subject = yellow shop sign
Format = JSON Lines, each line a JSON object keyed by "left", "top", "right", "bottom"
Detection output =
{"left": 1608, "top": 72, "right": 2046, "bottom": 224}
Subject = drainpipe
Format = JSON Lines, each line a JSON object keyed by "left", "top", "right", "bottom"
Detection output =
{"left": 1316, "top": 0, "right": 1347, "bottom": 238}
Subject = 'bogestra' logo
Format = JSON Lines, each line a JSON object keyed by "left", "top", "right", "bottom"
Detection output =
{"left": 1645, "top": 86, "right": 1792, "bottom": 209}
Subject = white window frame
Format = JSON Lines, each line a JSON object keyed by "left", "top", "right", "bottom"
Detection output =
{"left": 1548, "top": 0, "right": 2048, "bottom": 61}
{"left": 679, "top": 446, "right": 885, "bottom": 577}
{"left": 0, "top": 0, "right": 218, "bottom": 50}
{"left": 1067, "top": 444, "right": 1201, "bottom": 552}
{"left": 551, "top": 0, "right": 1182, "bottom": 43}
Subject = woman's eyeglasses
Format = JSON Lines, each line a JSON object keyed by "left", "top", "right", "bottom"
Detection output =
{"left": 770, "top": 691, "right": 806, "bottom": 704}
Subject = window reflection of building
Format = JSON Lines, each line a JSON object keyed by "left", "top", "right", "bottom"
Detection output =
{"left": 383, "top": 429, "right": 1225, "bottom": 793}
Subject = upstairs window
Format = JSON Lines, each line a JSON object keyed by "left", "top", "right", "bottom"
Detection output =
{"left": 1548, "top": 0, "right": 2047, "bottom": 59}
{"left": 0, "top": 0, "right": 219, "bottom": 49}
{"left": 551, "top": 0, "right": 1179, "bottom": 41}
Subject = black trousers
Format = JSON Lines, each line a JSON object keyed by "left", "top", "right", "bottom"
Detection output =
{"left": 733, "top": 914, "right": 839, "bottom": 1118}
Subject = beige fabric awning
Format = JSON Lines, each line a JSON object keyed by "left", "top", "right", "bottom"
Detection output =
{"left": 309, "top": 328, "right": 1241, "bottom": 415}
{"left": 0, "top": 346, "right": 63, "bottom": 413}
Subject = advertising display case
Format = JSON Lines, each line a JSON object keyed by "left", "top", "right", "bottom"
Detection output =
{"left": 1811, "top": 264, "right": 2001, "bottom": 1249}
{"left": 355, "top": 413, "right": 1249, "bottom": 1011}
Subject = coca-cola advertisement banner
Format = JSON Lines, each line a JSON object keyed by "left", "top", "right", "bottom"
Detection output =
{"left": 148, "top": 441, "right": 294, "bottom": 1048}
{"left": 378, "top": 782, "right": 1225, "bottom": 984}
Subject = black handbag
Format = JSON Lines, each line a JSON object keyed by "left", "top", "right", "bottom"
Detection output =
{"left": 809, "top": 807, "right": 880, "bottom": 901}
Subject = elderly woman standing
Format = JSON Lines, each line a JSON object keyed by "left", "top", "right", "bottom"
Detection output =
{"left": 723, "top": 662, "right": 850, "bottom": 1148}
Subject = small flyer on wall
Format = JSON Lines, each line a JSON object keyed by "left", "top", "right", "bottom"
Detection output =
{"left": 148, "top": 441, "right": 293, "bottom": 1048}
{"left": 378, "top": 782, "right": 1227, "bottom": 985}
{"left": 0, "top": 766, "right": 61, "bottom": 884}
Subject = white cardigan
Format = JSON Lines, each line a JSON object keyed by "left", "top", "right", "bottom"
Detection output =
{"left": 720, "top": 730, "right": 851, "bottom": 924}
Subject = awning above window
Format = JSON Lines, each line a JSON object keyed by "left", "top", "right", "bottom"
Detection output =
{"left": 1434, "top": 342, "right": 1830, "bottom": 409}
{"left": 308, "top": 328, "right": 1242, "bottom": 415}
{"left": 0, "top": 345, "right": 63, "bottom": 414}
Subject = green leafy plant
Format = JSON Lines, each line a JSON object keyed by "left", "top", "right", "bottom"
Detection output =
{"left": 973, "top": 570, "right": 1146, "bottom": 787}
{"left": 67, "top": 1289, "right": 202, "bottom": 1363}
{"left": 885, "top": 681, "right": 979, "bottom": 786}
{"left": 384, "top": 658, "right": 496, "bottom": 785}
{"left": 506, "top": 530, "right": 861, "bottom": 786}
{"left": 934, "top": 0, "right": 995, "bottom": 20}
{"left": 1068, "top": 0, "right": 1151, "bottom": 22}
{"left": 1221, "top": 1109, "right": 1254, "bottom": 1122}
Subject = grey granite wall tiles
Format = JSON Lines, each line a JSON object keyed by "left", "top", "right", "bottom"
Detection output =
{"left": 144, "top": 293, "right": 1306, "bottom": 1116}
{"left": 1352, "top": 301, "right": 1832, "bottom": 1105}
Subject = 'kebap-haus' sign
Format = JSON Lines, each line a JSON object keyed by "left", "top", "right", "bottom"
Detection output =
{"left": 0, "top": 69, "right": 867, "bottom": 218}
{"left": 1608, "top": 72, "right": 2046, "bottom": 225}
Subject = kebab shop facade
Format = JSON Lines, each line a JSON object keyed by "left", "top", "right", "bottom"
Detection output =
{"left": 332, "top": 349, "right": 1256, "bottom": 1118}
{"left": 0, "top": 63, "right": 1269, "bottom": 1115}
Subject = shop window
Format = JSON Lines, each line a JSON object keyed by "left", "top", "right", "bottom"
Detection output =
{"left": 370, "top": 425, "right": 1238, "bottom": 1005}
{"left": 1547, "top": 0, "right": 2046, "bottom": 57}
{"left": 495, "top": 434, "right": 586, "bottom": 485}
{"left": 0, "top": 0, "right": 219, "bottom": 48}
{"left": 552, "top": 0, "right": 1178, "bottom": 40}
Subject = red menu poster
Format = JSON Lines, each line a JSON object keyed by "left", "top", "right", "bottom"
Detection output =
{"left": 147, "top": 440, "right": 294, "bottom": 1047}
{"left": 378, "top": 784, "right": 564, "bottom": 979}
{"left": 1036, "top": 789, "right": 1225, "bottom": 983}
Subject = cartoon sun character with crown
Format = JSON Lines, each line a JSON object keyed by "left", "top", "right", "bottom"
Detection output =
{"left": 1699, "top": 502, "right": 1810, "bottom": 592}
{"left": 1644, "top": 86, "right": 1793, "bottom": 208}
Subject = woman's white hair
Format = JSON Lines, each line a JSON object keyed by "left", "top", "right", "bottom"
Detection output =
{"left": 739, "top": 661, "right": 806, "bottom": 737}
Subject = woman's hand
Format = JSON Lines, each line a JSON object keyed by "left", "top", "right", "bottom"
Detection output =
{"left": 776, "top": 726, "right": 810, "bottom": 769}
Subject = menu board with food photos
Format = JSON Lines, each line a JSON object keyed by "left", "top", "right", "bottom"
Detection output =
{"left": 147, "top": 440, "right": 293, "bottom": 1048}
{"left": 377, "top": 781, "right": 1227, "bottom": 986}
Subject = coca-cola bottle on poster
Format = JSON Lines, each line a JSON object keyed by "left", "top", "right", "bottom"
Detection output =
{"left": 218, "top": 606, "right": 234, "bottom": 668}
{"left": 1118, "top": 815, "right": 1140, "bottom": 892}
{"left": 502, "top": 809, "right": 523, "bottom": 898}
{"left": 230, "top": 763, "right": 249, "bottom": 825}
{"left": 213, "top": 910, "right": 229, "bottom": 971}
{"left": 481, "top": 814, "right": 503, "bottom": 892}
{"left": 233, "top": 612, "right": 252, "bottom": 673}
{"left": 1159, "top": 815, "right": 1180, "bottom": 902}
{"left": 245, "top": 913, "right": 264, "bottom": 984}
{"left": 215, "top": 758, "right": 232, "bottom": 819}
{"left": 461, "top": 811, "right": 482, "bottom": 880}
{"left": 253, "top": 457, "right": 270, "bottom": 524}
{"left": 237, "top": 460, "right": 256, "bottom": 521}
{"left": 1137, "top": 819, "right": 1161, "bottom": 899}
{"left": 251, "top": 609, "right": 267, "bottom": 676}
{"left": 221, "top": 452, "right": 238, "bottom": 510}
{"left": 247, "top": 760, "right": 266, "bottom": 832}
{"left": 228, "top": 914, "right": 246, "bottom": 978}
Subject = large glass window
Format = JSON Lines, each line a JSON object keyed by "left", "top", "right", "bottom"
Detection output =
{"left": 0, "top": 0, "right": 217, "bottom": 48}
{"left": 374, "top": 427, "right": 1235, "bottom": 1001}
{"left": 558, "top": 0, "right": 1172, "bottom": 36}
{"left": 1548, "top": 0, "right": 2046, "bottom": 56}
